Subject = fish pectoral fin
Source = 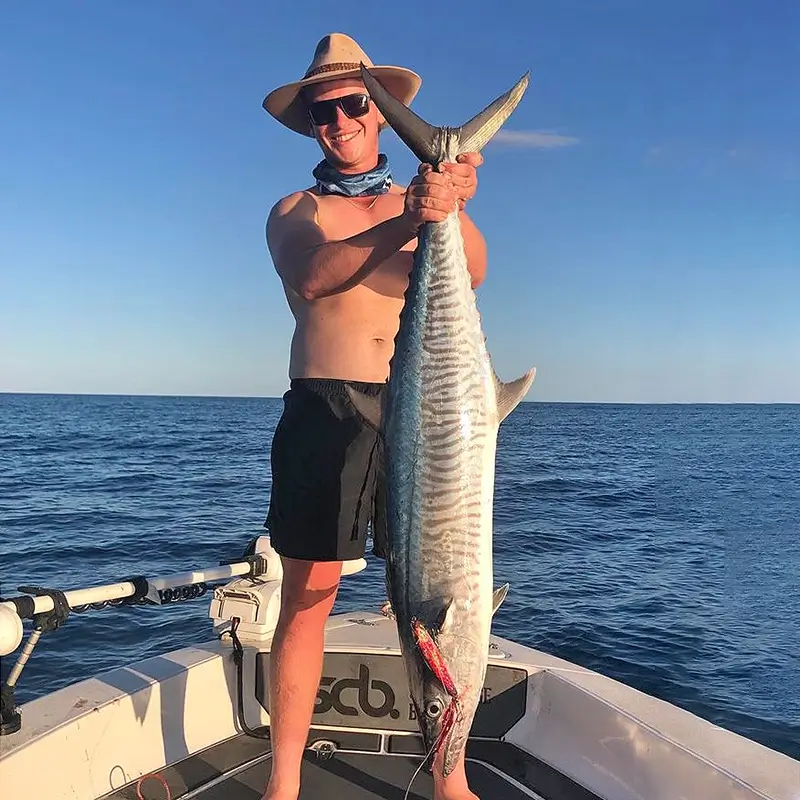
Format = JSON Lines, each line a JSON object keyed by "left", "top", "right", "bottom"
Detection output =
{"left": 344, "top": 384, "right": 384, "bottom": 432}
{"left": 492, "top": 583, "right": 510, "bottom": 615}
{"left": 415, "top": 596, "right": 455, "bottom": 635}
{"left": 495, "top": 367, "right": 537, "bottom": 422}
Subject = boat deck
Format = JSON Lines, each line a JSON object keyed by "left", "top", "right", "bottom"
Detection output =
{"left": 106, "top": 728, "right": 601, "bottom": 800}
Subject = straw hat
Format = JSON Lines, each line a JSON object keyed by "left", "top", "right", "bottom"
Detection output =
{"left": 262, "top": 33, "right": 422, "bottom": 137}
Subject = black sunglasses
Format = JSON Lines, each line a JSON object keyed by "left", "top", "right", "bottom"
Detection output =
{"left": 307, "top": 93, "right": 371, "bottom": 126}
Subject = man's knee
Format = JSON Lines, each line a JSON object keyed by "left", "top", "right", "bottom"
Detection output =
{"left": 279, "top": 556, "right": 342, "bottom": 616}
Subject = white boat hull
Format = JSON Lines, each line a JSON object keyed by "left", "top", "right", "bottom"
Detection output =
{"left": 1, "top": 606, "right": 797, "bottom": 800}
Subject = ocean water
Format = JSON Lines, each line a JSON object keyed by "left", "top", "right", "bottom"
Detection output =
{"left": 0, "top": 393, "right": 798, "bottom": 762}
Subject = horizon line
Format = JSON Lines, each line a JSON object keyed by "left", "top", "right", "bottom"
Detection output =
{"left": 2, "top": 391, "right": 798, "bottom": 406}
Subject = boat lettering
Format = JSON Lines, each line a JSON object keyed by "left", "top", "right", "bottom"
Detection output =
{"left": 157, "top": 584, "right": 207, "bottom": 604}
{"left": 315, "top": 663, "right": 400, "bottom": 719}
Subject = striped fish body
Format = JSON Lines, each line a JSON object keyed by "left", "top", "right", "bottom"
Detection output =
{"left": 353, "top": 65, "right": 536, "bottom": 777}
{"left": 385, "top": 206, "right": 500, "bottom": 776}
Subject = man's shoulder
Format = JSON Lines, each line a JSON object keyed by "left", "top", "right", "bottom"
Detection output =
{"left": 270, "top": 187, "right": 316, "bottom": 213}
{"left": 268, "top": 188, "right": 320, "bottom": 228}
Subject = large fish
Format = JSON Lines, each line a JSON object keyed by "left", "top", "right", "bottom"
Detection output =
{"left": 349, "top": 64, "right": 536, "bottom": 778}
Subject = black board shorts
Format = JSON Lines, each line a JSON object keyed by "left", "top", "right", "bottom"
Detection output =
{"left": 264, "top": 378, "right": 387, "bottom": 562}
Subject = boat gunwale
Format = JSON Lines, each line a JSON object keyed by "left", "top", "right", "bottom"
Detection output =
{"left": 0, "top": 611, "right": 797, "bottom": 800}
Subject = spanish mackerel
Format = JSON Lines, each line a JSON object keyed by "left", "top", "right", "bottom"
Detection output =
{"left": 349, "top": 64, "right": 535, "bottom": 778}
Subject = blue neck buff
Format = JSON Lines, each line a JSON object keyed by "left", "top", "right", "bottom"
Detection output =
{"left": 312, "top": 153, "right": 393, "bottom": 197}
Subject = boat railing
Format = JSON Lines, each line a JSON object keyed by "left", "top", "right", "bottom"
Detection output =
{"left": 0, "top": 535, "right": 366, "bottom": 736}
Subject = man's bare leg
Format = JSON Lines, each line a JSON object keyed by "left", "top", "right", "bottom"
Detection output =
{"left": 433, "top": 748, "right": 479, "bottom": 800}
{"left": 261, "top": 557, "right": 343, "bottom": 800}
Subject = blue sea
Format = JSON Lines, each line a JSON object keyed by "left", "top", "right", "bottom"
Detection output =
{"left": 1, "top": 393, "right": 798, "bottom": 762}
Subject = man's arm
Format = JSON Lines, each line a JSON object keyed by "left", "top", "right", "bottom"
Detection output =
{"left": 267, "top": 192, "right": 417, "bottom": 300}
{"left": 268, "top": 158, "right": 487, "bottom": 299}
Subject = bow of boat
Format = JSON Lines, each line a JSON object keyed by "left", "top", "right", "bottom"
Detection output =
{"left": 0, "top": 539, "right": 797, "bottom": 800}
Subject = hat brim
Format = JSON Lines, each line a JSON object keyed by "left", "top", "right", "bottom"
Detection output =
{"left": 263, "top": 65, "right": 422, "bottom": 137}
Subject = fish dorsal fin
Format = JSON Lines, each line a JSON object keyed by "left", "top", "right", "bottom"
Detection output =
{"left": 492, "top": 583, "right": 510, "bottom": 615}
{"left": 345, "top": 384, "right": 384, "bottom": 432}
{"left": 495, "top": 367, "right": 536, "bottom": 422}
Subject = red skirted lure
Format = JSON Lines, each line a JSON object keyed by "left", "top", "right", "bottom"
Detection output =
{"left": 411, "top": 618, "right": 462, "bottom": 754}
{"left": 412, "top": 618, "right": 458, "bottom": 699}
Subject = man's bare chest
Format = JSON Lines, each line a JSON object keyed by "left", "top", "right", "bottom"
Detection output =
{"left": 315, "top": 192, "right": 412, "bottom": 247}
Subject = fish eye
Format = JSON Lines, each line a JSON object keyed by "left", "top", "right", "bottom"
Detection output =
{"left": 425, "top": 700, "right": 443, "bottom": 718}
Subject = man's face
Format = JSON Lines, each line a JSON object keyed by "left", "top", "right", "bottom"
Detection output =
{"left": 305, "top": 78, "right": 385, "bottom": 173}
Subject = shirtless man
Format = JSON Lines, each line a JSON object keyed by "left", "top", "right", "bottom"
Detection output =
{"left": 260, "top": 34, "right": 488, "bottom": 800}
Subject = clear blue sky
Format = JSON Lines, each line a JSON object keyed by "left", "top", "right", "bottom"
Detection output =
{"left": 2, "top": 1, "right": 798, "bottom": 402}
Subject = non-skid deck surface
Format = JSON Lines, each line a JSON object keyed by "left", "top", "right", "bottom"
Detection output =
{"left": 108, "top": 730, "right": 601, "bottom": 800}
{"left": 197, "top": 752, "right": 532, "bottom": 799}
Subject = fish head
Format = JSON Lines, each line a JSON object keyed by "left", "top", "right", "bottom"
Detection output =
{"left": 407, "top": 618, "right": 466, "bottom": 776}
{"left": 414, "top": 668, "right": 465, "bottom": 775}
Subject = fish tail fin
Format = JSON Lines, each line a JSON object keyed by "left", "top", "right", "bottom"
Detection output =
{"left": 456, "top": 73, "right": 530, "bottom": 153}
{"left": 359, "top": 63, "right": 441, "bottom": 164}
{"left": 360, "top": 64, "right": 529, "bottom": 164}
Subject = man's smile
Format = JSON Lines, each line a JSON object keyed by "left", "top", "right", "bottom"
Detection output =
{"left": 330, "top": 130, "right": 360, "bottom": 144}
